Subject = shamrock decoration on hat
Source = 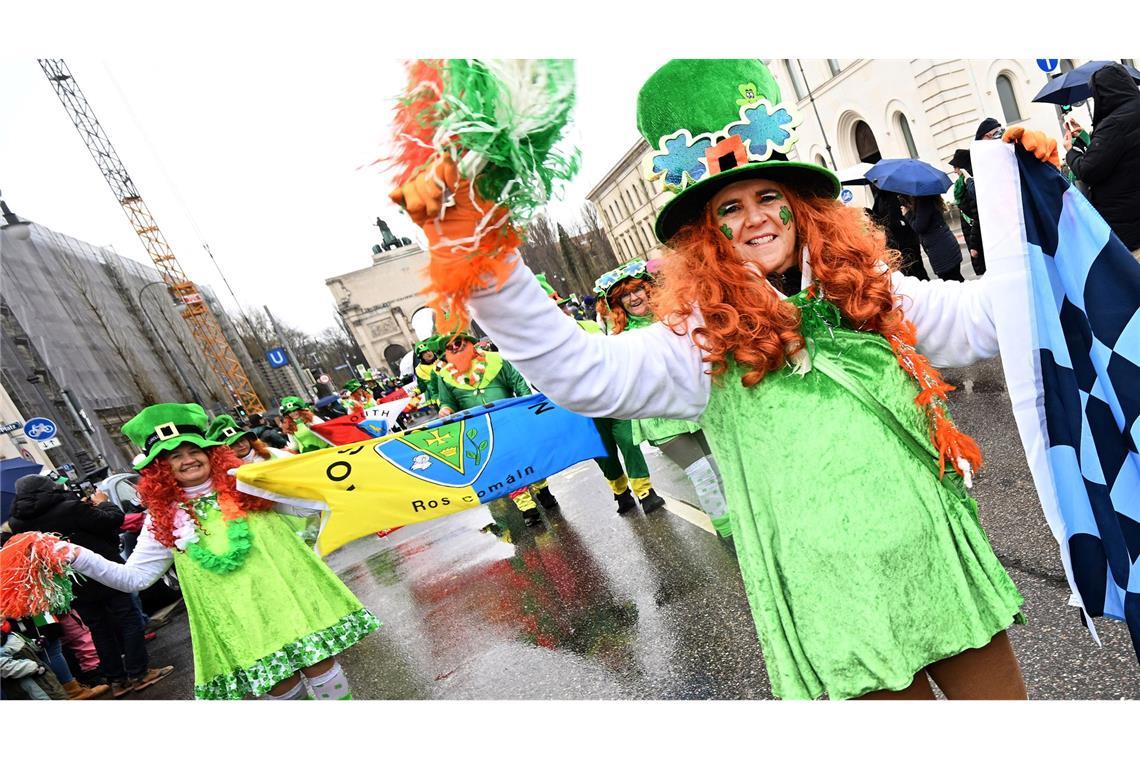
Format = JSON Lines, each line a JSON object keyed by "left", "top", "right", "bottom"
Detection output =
{"left": 595, "top": 259, "right": 651, "bottom": 299}
{"left": 638, "top": 59, "right": 840, "bottom": 243}
{"left": 122, "top": 403, "right": 221, "bottom": 470}
{"left": 206, "top": 414, "right": 254, "bottom": 447}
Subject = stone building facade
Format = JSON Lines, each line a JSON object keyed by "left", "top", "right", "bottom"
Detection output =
{"left": 587, "top": 58, "right": 1132, "bottom": 255}
{"left": 326, "top": 240, "right": 431, "bottom": 376}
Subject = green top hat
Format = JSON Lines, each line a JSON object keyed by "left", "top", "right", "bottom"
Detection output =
{"left": 638, "top": 59, "right": 840, "bottom": 243}
{"left": 206, "top": 414, "right": 254, "bottom": 447}
{"left": 279, "top": 396, "right": 310, "bottom": 414}
{"left": 343, "top": 379, "right": 364, "bottom": 393}
{"left": 594, "top": 259, "right": 651, "bottom": 299}
{"left": 439, "top": 330, "right": 476, "bottom": 349}
{"left": 122, "top": 402, "right": 221, "bottom": 470}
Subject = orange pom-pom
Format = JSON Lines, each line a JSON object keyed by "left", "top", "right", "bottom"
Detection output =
{"left": 0, "top": 532, "right": 76, "bottom": 619}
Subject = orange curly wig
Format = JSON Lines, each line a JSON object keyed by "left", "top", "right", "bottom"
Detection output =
{"left": 596, "top": 277, "right": 655, "bottom": 336}
{"left": 655, "top": 181, "right": 981, "bottom": 479}
{"left": 278, "top": 409, "right": 315, "bottom": 436}
{"left": 656, "top": 182, "right": 901, "bottom": 385}
{"left": 136, "top": 445, "right": 274, "bottom": 548}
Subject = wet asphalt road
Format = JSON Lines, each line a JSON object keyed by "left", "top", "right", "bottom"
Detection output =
{"left": 134, "top": 356, "right": 1138, "bottom": 701}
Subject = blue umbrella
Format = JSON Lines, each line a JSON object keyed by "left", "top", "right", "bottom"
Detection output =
{"left": 865, "top": 159, "right": 952, "bottom": 197}
{"left": 1033, "top": 60, "right": 1140, "bottom": 106}
{"left": 1, "top": 457, "right": 44, "bottom": 523}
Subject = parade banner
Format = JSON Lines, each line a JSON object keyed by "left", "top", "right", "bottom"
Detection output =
{"left": 310, "top": 399, "right": 410, "bottom": 446}
{"left": 975, "top": 141, "right": 1140, "bottom": 659}
{"left": 235, "top": 394, "right": 606, "bottom": 556}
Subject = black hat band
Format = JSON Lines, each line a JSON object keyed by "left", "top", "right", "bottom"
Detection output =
{"left": 143, "top": 423, "right": 206, "bottom": 454}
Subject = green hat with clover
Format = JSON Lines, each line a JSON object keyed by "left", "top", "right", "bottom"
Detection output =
{"left": 122, "top": 402, "right": 222, "bottom": 470}
{"left": 638, "top": 59, "right": 840, "bottom": 243}
{"left": 279, "top": 396, "right": 310, "bottom": 414}
{"left": 205, "top": 413, "right": 255, "bottom": 447}
{"left": 595, "top": 259, "right": 652, "bottom": 300}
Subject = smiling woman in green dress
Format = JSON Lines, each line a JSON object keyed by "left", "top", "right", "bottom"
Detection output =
{"left": 56, "top": 402, "right": 379, "bottom": 700}
{"left": 390, "top": 59, "right": 1057, "bottom": 699}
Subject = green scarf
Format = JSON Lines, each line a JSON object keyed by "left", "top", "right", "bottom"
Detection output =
{"left": 952, "top": 175, "right": 973, "bottom": 226}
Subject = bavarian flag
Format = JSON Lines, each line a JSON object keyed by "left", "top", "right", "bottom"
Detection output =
{"left": 234, "top": 394, "right": 606, "bottom": 555}
{"left": 975, "top": 140, "right": 1140, "bottom": 659}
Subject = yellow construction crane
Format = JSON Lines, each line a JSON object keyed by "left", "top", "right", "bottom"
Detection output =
{"left": 39, "top": 59, "right": 266, "bottom": 415}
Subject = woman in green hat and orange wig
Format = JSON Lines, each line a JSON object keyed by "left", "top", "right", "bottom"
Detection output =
{"left": 47, "top": 403, "right": 379, "bottom": 699}
{"left": 389, "top": 58, "right": 1068, "bottom": 699}
{"left": 594, "top": 259, "right": 729, "bottom": 536}
{"left": 278, "top": 396, "right": 330, "bottom": 454}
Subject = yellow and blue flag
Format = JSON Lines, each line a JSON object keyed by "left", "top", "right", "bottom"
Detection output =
{"left": 235, "top": 394, "right": 606, "bottom": 555}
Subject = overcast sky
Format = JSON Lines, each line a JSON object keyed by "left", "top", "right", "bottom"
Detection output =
{"left": 1, "top": 56, "right": 669, "bottom": 335}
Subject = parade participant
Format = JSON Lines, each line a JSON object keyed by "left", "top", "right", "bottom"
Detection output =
{"left": 278, "top": 396, "right": 330, "bottom": 454}
{"left": 436, "top": 331, "right": 560, "bottom": 527}
{"left": 536, "top": 273, "right": 666, "bottom": 516}
{"left": 341, "top": 379, "right": 376, "bottom": 414}
{"left": 48, "top": 403, "right": 380, "bottom": 700}
{"left": 207, "top": 414, "right": 291, "bottom": 463}
{"left": 594, "top": 260, "right": 729, "bottom": 536}
{"left": 207, "top": 414, "right": 310, "bottom": 541}
{"left": 391, "top": 59, "right": 1044, "bottom": 700}
{"left": 413, "top": 337, "right": 444, "bottom": 407}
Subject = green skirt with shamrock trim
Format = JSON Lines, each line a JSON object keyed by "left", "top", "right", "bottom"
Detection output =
{"left": 173, "top": 507, "right": 380, "bottom": 699}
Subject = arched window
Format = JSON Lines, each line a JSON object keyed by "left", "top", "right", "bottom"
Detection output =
{"left": 827, "top": 59, "right": 841, "bottom": 76}
{"left": 996, "top": 74, "right": 1022, "bottom": 123}
{"left": 815, "top": 154, "right": 829, "bottom": 168}
{"left": 784, "top": 60, "right": 808, "bottom": 100}
{"left": 853, "top": 120, "right": 881, "bottom": 164}
{"left": 896, "top": 113, "right": 919, "bottom": 159}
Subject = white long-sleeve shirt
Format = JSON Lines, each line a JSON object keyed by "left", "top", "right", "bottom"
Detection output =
{"left": 467, "top": 257, "right": 1004, "bottom": 422}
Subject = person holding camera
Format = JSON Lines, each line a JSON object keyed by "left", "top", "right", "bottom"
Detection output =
{"left": 1063, "top": 63, "right": 1140, "bottom": 258}
{"left": 8, "top": 476, "right": 173, "bottom": 697}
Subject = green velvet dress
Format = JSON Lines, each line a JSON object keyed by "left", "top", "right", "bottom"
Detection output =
{"left": 177, "top": 495, "right": 380, "bottom": 699}
{"left": 698, "top": 291, "right": 1024, "bottom": 700}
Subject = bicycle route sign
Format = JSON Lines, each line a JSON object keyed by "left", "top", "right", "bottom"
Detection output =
{"left": 23, "top": 417, "right": 58, "bottom": 441}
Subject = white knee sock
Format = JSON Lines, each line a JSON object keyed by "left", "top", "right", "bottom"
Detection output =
{"left": 684, "top": 457, "right": 727, "bottom": 520}
{"left": 262, "top": 679, "right": 306, "bottom": 700}
{"left": 307, "top": 660, "right": 353, "bottom": 700}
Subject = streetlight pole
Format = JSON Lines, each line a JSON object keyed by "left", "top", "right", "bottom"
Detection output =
{"left": 796, "top": 59, "right": 837, "bottom": 170}
{"left": 138, "top": 280, "right": 203, "bottom": 406}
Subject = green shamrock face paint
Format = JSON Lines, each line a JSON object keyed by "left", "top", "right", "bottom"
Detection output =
{"left": 716, "top": 205, "right": 730, "bottom": 217}
{"left": 720, "top": 224, "right": 733, "bottom": 240}
{"left": 779, "top": 205, "right": 793, "bottom": 227}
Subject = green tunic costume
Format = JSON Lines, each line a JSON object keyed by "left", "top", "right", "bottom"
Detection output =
{"left": 178, "top": 494, "right": 379, "bottom": 699}
{"left": 697, "top": 292, "right": 1024, "bottom": 699}
{"left": 436, "top": 351, "right": 531, "bottom": 412}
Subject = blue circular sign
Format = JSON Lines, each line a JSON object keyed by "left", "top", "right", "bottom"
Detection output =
{"left": 839, "top": 188, "right": 854, "bottom": 205}
{"left": 1037, "top": 58, "right": 1059, "bottom": 73}
{"left": 23, "top": 417, "right": 57, "bottom": 441}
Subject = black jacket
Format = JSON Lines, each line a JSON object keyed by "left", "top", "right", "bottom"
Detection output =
{"left": 958, "top": 177, "right": 984, "bottom": 254}
{"left": 871, "top": 189, "right": 922, "bottom": 258}
{"left": 904, "top": 197, "right": 963, "bottom": 274}
{"left": 1065, "top": 63, "right": 1140, "bottom": 249}
{"left": 8, "top": 477, "right": 125, "bottom": 600}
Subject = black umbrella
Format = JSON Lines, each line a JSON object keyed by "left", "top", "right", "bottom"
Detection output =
{"left": 1033, "top": 60, "right": 1140, "bottom": 106}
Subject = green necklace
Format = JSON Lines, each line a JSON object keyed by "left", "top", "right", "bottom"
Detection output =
{"left": 185, "top": 495, "right": 253, "bottom": 574}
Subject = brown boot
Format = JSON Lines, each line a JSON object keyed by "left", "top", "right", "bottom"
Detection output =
{"left": 64, "top": 679, "right": 111, "bottom": 700}
{"left": 129, "top": 665, "right": 175, "bottom": 693}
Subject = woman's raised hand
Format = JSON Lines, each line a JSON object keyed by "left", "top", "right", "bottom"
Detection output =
{"left": 1002, "top": 127, "right": 1061, "bottom": 168}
